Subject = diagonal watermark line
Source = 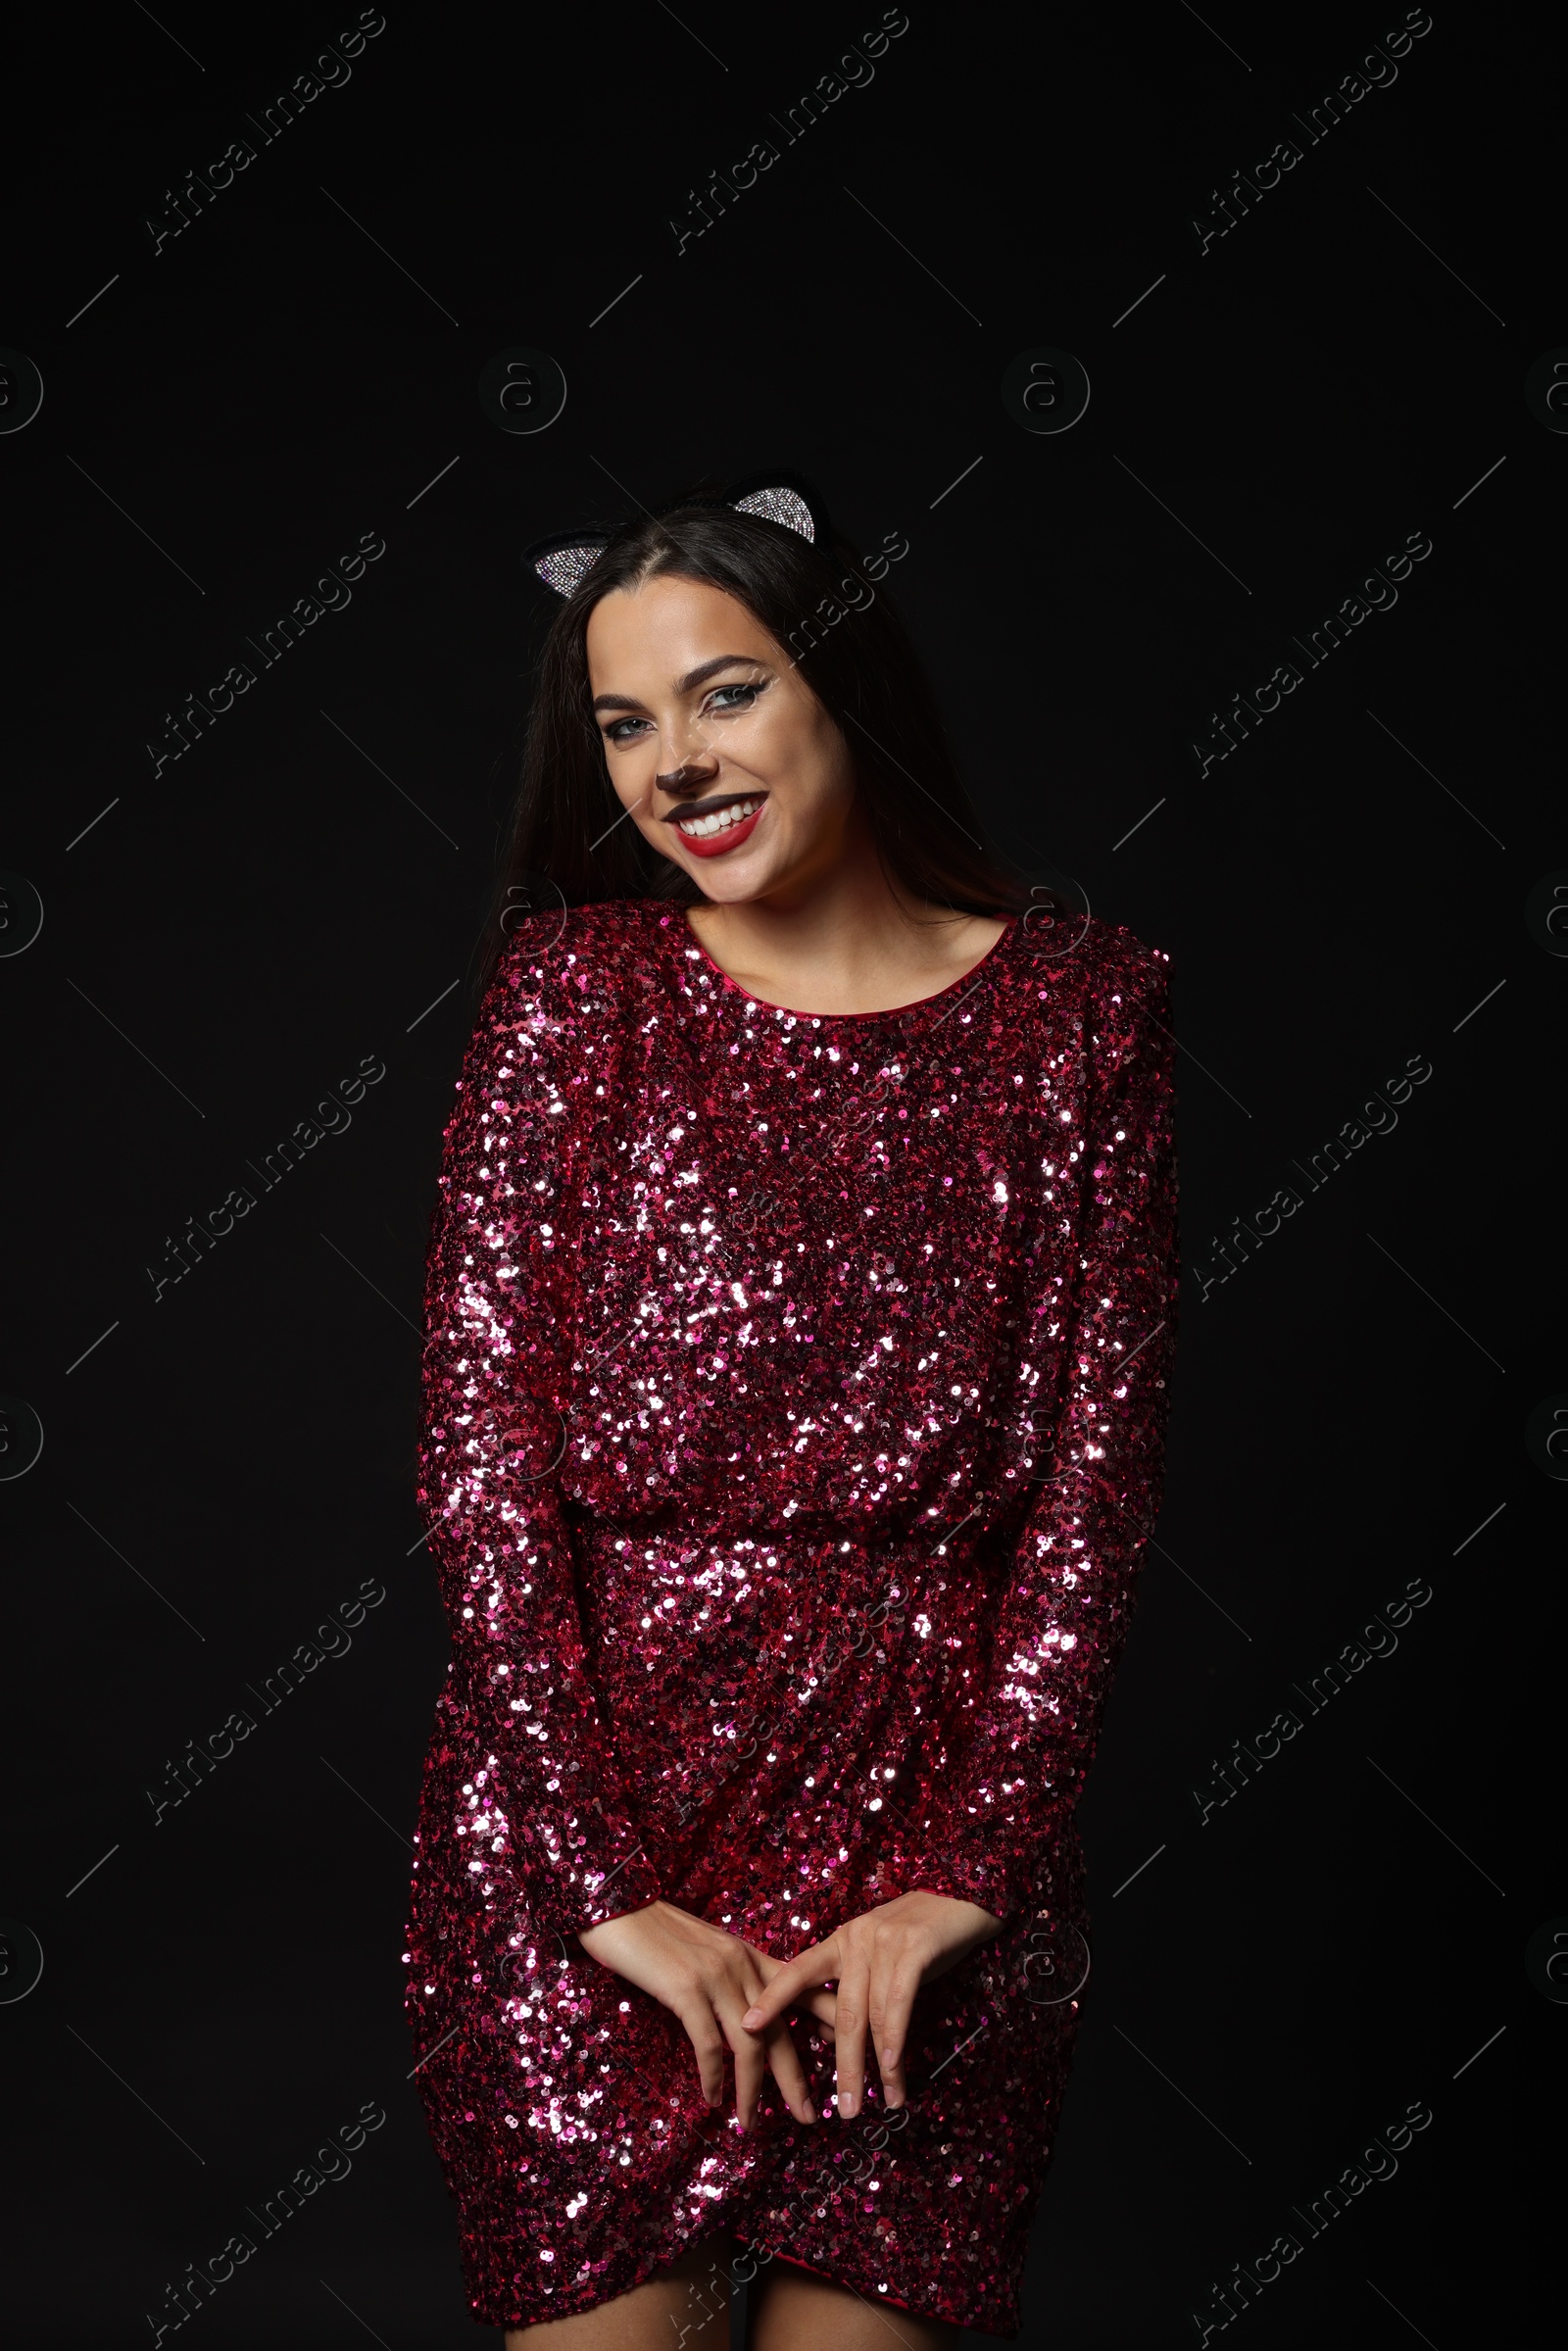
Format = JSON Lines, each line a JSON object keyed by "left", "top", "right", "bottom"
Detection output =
{"left": 1115, "top": 1319, "right": 1168, "bottom": 1374}
{"left": 66, "top": 800, "right": 121, "bottom": 851}
{"left": 319, "top": 710, "right": 459, "bottom": 847}
{"left": 1178, "top": 0, "right": 1250, "bottom": 70}
{"left": 928, "top": 2021, "right": 989, "bottom": 2080}
{"left": 1112, "top": 456, "right": 1252, "bottom": 594}
{"left": 1147, "top": 1010, "right": 1251, "bottom": 1117}
{"left": 1451, "top": 454, "right": 1506, "bottom": 511}
{"left": 654, "top": 0, "right": 727, "bottom": 68}
{"left": 319, "top": 187, "right": 459, "bottom": 324}
{"left": 926, "top": 971, "right": 994, "bottom": 1035}
{"left": 1451, "top": 977, "right": 1504, "bottom": 1033}
{"left": 1452, "top": 1500, "right": 1504, "bottom": 1556}
{"left": 66, "top": 456, "right": 206, "bottom": 594}
{"left": 1111, "top": 1844, "right": 1166, "bottom": 1899}
{"left": 1117, "top": 1507, "right": 1252, "bottom": 1641}
{"left": 131, "top": 0, "right": 204, "bottom": 69}
{"left": 1112, "top": 2025, "right": 1252, "bottom": 2164}
{"left": 65, "top": 1844, "right": 121, "bottom": 1899}
{"left": 588, "top": 449, "right": 657, "bottom": 517}
{"left": 1364, "top": 2278, "right": 1441, "bottom": 2348}
{"left": 320, "top": 1755, "right": 414, "bottom": 1848}
{"left": 1111, "top": 274, "right": 1165, "bottom": 329}
{"left": 1451, "top": 2022, "right": 1505, "bottom": 2079}
{"left": 927, "top": 1504, "right": 981, "bottom": 1555}
{"left": 406, "top": 976, "right": 461, "bottom": 1032}
{"left": 842, "top": 187, "right": 982, "bottom": 327}
{"left": 589, "top": 786, "right": 652, "bottom": 854}
{"left": 1365, "top": 1755, "right": 1506, "bottom": 1895}
{"left": 65, "top": 2025, "right": 207, "bottom": 2162}
{"left": 588, "top": 273, "right": 643, "bottom": 328}
{"left": 319, "top": 1234, "right": 422, "bottom": 1334}
{"left": 841, "top": 709, "right": 985, "bottom": 849}
{"left": 929, "top": 454, "right": 983, "bottom": 510}
{"left": 66, "top": 1500, "right": 207, "bottom": 1641}
{"left": 586, "top": 1312, "right": 657, "bottom": 1373}
{"left": 65, "top": 1321, "right": 120, "bottom": 1375}
{"left": 1364, "top": 710, "right": 1504, "bottom": 849}
{"left": 406, "top": 453, "right": 461, "bottom": 511}
{"left": 65, "top": 274, "right": 120, "bottom": 329}
{"left": 1365, "top": 1232, "right": 1504, "bottom": 1372}
{"left": 66, "top": 979, "right": 206, "bottom": 1116}
{"left": 407, "top": 2021, "right": 462, "bottom": 2078}
{"left": 1365, "top": 188, "right": 1505, "bottom": 327}
{"left": 319, "top": 2280, "right": 393, "bottom": 2347}
{"left": 1111, "top": 799, "right": 1165, "bottom": 851}
{"left": 591, "top": 1842, "right": 648, "bottom": 1897}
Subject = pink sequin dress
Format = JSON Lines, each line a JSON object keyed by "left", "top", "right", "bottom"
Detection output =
{"left": 405, "top": 898, "right": 1178, "bottom": 2337}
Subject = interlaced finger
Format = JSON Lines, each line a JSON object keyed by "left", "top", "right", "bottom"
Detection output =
{"left": 677, "top": 1992, "right": 734, "bottom": 2111}
{"left": 832, "top": 1954, "right": 875, "bottom": 2119}
{"left": 866, "top": 1945, "right": 924, "bottom": 2113}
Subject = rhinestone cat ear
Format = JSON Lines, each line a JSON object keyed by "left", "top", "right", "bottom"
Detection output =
{"left": 528, "top": 536, "right": 612, "bottom": 596}
{"left": 728, "top": 485, "right": 816, "bottom": 543}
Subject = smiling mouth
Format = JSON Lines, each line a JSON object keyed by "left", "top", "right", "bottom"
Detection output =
{"left": 665, "top": 793, "right": 766, "bottom": 842}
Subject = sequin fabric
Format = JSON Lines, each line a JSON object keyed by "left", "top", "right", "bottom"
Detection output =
{"left": 405, "top": 898, "right": 1178, "bottom": 2337}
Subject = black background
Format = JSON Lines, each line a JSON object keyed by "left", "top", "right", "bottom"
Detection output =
{"left": 0, "top": 2, "right": 1554, "bottom": 2343}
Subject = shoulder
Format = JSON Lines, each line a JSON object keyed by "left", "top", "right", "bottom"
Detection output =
{"left": 1007, "top": 908, "right": 1171, "bottom": 1013}
{"left": 1078, "top": 913, "right": 1172, "bottom": 1013}
{"left": 452, "top": 903, "right": 657, "bottom": 1113}
{"left": 1003, "top": 911, "right": 1172, "bottom": 1089}
{"left": 485, "top": 899, "right": 657, "bottom": 1021}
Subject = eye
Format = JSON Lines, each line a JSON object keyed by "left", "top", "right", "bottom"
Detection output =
{"left": 705, "top": 680, "right": 766, "bottom": 714}
{"left": 604, "top": 715, "right": 652, "bottom": 746}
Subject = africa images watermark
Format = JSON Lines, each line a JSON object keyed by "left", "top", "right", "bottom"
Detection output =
{"left": 1190, "top": 1573, "right": 1433, "bottom": 1827}
{"left": 1189, "top": 2096, "right": 1435, "bottom": 2340}
{"left": 145, "top": 1053, "right": 387, "bottom": 1301}
{"left": 786, "top": 529, "right": 910, "bottom": 665}
{"left": 1188, "top": 9, "right": 1435, "bottom": 258}
{"left": 143, "top": 11, "right": 388, "bottom": 257}
{"left": 1188, "top": 532, "right": 1433, "bottom": 780}
{"left": 1192, "top": 1053, "right": 1433, "bottom": 1302}
{"left": 145, "top": 1578, "right": 387, "bottom": 1827}
{"left": 668, "top": 9, "right": 910, "bottom": 256}
{"left": 143, "top": 2096, "right": 388, "bottom": 2343}
{"left": 145, "top": 532, "right": 387, "bottom": 778}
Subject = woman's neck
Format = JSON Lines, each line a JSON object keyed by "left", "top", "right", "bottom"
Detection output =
{"left": 682, "top": 827, "right": 1005, "bottom": 1017}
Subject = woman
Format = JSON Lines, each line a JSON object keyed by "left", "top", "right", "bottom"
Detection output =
{"left": 404, "top": 478, "right": 1179, "bottom": 2347}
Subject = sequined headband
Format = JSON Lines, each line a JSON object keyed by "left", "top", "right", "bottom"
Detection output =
{"left": 525, "top": 474, "right": 823, "bottom": 597}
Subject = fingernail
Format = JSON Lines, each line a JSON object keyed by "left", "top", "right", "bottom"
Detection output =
{"left": 802, "top": 2102, "right": 815, "bottom": 2123}
{"left": 742, "top": 2007, "right": 763, "bottom": 2027}
{"left": 881, "top": 2047, "right": 898, "bottom": 2067}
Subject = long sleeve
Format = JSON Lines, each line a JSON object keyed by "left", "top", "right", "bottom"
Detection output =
{"left": 890, "top": 947, "right": 1180, "bottom": 1928}
{"left": 415, "top": 922, "right": 664, "bottom": 1940}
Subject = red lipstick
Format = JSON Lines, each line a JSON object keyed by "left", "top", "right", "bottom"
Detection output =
{"left": 671, "top": 800, "right": 765, "bottom": 858}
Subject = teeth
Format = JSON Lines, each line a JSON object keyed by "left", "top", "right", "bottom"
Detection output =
{"left": 678, "top": 797, "right": 760, "bottom": 840}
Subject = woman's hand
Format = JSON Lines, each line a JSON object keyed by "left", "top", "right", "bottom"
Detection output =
{"left": 739, "top": 1889, "right": 1004, "bottom": 2118}
{"left": 577, "top": 1898, "right": 836, "bottom": 2131}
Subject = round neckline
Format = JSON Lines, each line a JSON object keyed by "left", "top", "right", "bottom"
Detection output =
{"left": 658, "top": 902, "right": 1017, "bottom": 1024}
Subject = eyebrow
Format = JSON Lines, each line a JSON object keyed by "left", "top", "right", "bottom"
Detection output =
{"left": 591, "top": 654, "right": 768, "bottom": 713}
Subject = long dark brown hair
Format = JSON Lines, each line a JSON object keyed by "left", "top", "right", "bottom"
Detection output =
{"left": 477, "top": 478, "right": 1036, "bottom": 992}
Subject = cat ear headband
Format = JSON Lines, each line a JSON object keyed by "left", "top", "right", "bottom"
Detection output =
{"left": 525, "top": 473, "right": 824, "bottom": 597}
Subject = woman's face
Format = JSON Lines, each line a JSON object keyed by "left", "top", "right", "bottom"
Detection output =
{"left": 584, "top": 572, "right": 858, "bottom": 905}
